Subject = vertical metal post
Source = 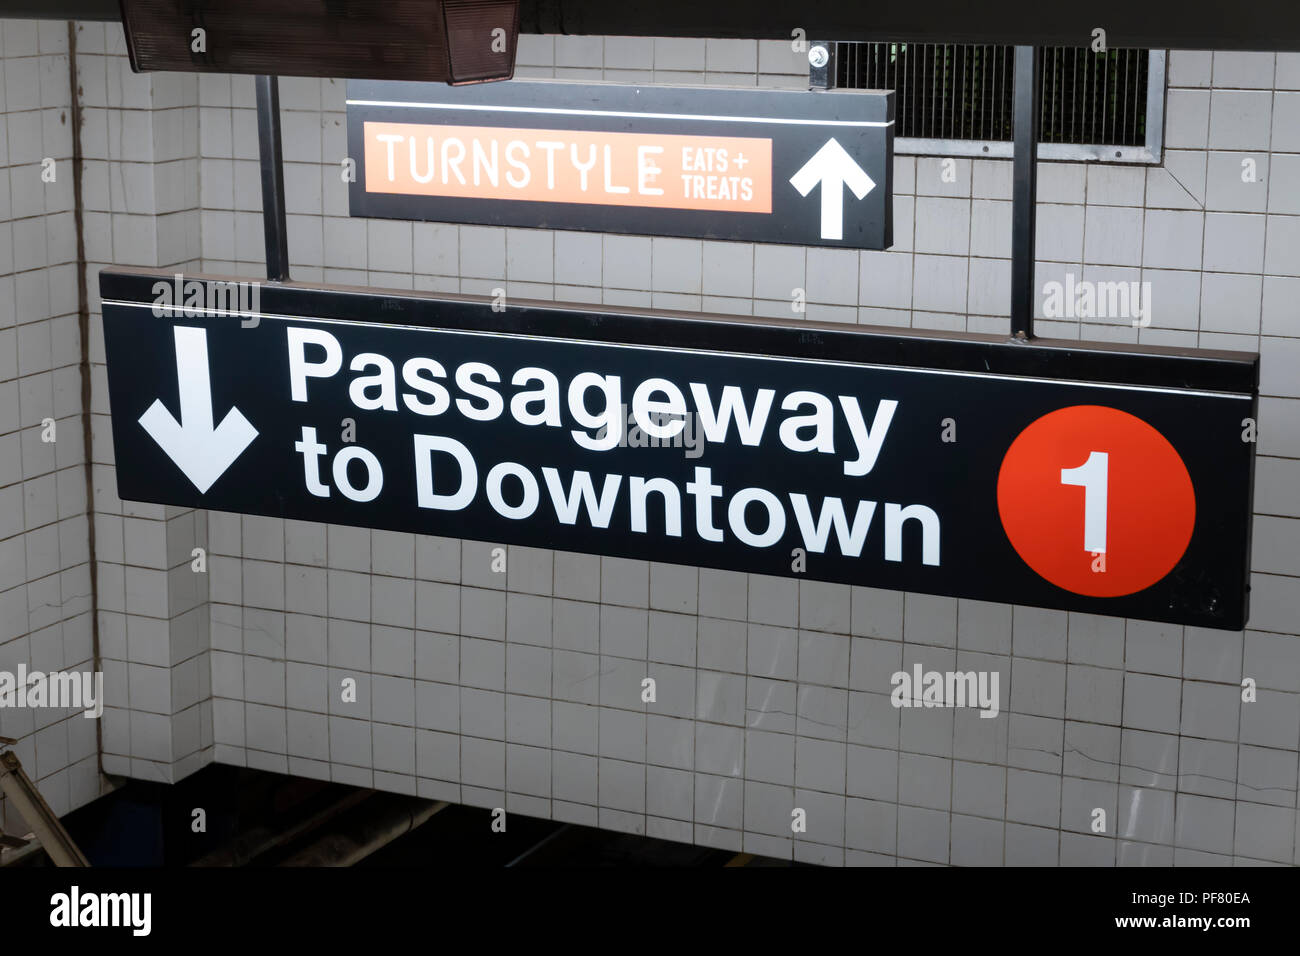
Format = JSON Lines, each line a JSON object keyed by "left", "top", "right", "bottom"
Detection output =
{"left": 255, "top": 75, "right": 290, "bottom": 282}
{"left": 1010, "top": 45, "right": 1039, "bottom": 339}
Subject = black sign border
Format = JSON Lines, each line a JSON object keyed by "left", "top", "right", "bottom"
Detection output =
{"left": 98, "top": 269, "right": 1259, "bottom": 630}
{"left": 100, "top": 270, "right": 1258, "bottom": 394}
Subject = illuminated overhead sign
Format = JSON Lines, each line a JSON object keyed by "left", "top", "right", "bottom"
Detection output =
{"left": 100, "top": 270, "right": 1256, "bottom": 629}
{"left": 348, "top": 80, "right": 893, "bottom": 248}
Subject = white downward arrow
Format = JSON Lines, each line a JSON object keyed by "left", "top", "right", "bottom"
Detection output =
{"left": 138, "top": 326, "right": 257, "bottom": 494}
{"left": 789, "top": 137, "right": 876, "bottom": 241}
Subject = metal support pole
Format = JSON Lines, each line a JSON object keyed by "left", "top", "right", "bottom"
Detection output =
{"left": 0, "top": 748, "right": 90, "bottom": 867}
{"left": 1010, "top": 45, "right": 1040, "bottom": 339}
{"left": 255, "top": 75, "right": 291, "bottom": 283}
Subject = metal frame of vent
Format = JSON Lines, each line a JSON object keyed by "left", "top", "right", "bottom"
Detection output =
{"left": 814, "top": 44, "right": 1166, "bottom": 164}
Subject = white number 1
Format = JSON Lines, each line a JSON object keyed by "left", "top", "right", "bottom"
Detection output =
{"left": 1061, "top": 451, "right": 1108, "bottom": 554}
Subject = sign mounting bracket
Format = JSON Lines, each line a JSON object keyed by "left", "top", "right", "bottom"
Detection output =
{"left": 1010, "top": 45, "right": 1041, "bottom": 340}
{"left": 255, "top": 74, "right": 291, "bottom": 283}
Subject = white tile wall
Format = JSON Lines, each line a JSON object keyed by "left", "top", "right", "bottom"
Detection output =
{"left": 0, "top": 18, "right": 104, "bottom": 834}
{"left": 74, "top": 19, "right": 212, "bottom": 789}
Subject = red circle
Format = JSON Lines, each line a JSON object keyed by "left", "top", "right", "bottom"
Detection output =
{"left": 997, "top": 405, "right": 1195, "bottom": 597}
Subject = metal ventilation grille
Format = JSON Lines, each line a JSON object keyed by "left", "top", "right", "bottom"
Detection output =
{"left": 834, "top": 43, "right": 1150, "bottom": 147}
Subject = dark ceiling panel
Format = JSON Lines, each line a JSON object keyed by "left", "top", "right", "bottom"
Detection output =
{"left": 6, "top": 0, "right": 1300, "bottom": 51}
{"left": 521, "top": 0, "right": 1300, "bottom": 51}
{"left": 117, "top": 0, "right": 517, "bottom": 84}
{"left": 0, "top": 0, "right": 120, "bottom": 16}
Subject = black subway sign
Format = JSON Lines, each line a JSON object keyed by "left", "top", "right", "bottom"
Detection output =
{"left": 346, "top": 79, "right": 893, "bottom": 249}
{"left": 100, "top": 271, "right": 1257, "bottom": 630}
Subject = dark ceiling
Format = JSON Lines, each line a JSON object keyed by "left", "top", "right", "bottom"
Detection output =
{"left": 3, "top": 0, "right": 1300, "bottom": 51}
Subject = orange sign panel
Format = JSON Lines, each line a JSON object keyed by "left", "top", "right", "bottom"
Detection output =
{"left": 363, "top": 121, "right": 773, "bottom": 214}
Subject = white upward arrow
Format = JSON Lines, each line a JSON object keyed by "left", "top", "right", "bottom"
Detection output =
{"left": 138, "top": 326, "right": 257, "bottom": 494}
{"left": 789, "top": 137, "right": 876, "bottom": 241}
